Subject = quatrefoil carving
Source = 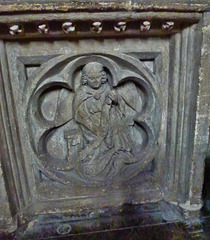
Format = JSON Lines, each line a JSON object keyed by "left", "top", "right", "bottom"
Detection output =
{"left": 27, "top": 53, "right": 162, "bottom": 185}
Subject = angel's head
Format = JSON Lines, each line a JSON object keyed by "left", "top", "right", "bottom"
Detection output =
{"left": 81, "top": 62, "right": 107, "bottom": 89}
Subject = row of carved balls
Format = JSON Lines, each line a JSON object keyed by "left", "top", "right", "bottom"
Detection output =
{"left": 9, "top": 21, "right": 175, "bottom": 35}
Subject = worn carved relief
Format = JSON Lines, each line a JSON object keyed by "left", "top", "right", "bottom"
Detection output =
{"left": 26, "top": 53, "right": 162, "bottom": 185}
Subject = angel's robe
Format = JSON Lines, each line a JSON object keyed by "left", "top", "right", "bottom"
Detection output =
{"left": 72, "top": 82, "right": 135, "bottom": 180}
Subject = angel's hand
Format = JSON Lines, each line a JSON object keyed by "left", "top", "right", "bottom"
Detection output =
{"left": 65, "top": 131, "right": 81, "bottom": 146}
{"left": 71, "top": 134, "right": 81, "bottom": 146}
{"left": 108, "top": 90, "right": 118, "bottom": 104}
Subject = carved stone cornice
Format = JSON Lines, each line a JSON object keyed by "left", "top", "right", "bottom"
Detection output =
{"left": 0, "top": 11, "right": 203, "bottom": 39}
{"left": 0, "top": 0, "right": 209, "bottom": 13}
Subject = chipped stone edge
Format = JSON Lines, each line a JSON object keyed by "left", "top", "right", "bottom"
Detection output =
{"left": 0, "top": 1, "right": 209, "bottom": 13}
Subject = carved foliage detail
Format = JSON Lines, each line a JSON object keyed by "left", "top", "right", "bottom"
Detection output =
{"left": 27, "top": 53, "right": 162, "bottom": 185}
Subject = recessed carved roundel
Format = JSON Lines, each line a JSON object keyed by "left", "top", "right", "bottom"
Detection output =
{"left": 27, "top": 53, "right": 162, "bottom": 185}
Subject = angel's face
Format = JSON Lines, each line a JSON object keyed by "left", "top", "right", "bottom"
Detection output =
{"left": 86, "top": 70, "right": 102, "bottom": 89}
{"left": 82, "top": 62, "right": 105, "bottom": 89}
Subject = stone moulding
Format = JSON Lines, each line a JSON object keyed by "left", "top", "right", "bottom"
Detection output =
{"left": 0, "top": 0, "right": 209, "bottom": 239}
{"left": 0, "top": 0, "right": 209, "bottom": 13}
{"left": 0, "top": 12, "right": 203, "bottom": 39}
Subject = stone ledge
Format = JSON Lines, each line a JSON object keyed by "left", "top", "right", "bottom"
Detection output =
{"left": 0, "top": 0, "right": 209, "bottom": 13}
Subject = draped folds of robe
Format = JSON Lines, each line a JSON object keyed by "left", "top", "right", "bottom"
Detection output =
{"left": 72, "top": 82, "right": 137, "bottom": 180}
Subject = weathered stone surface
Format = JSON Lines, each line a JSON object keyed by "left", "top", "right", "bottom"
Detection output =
{"left": 201, "top": 12, "right": 210, "bottom": 159}
{"left": 0, "top": 162, "right": 11, "bottom": 230}
{"left": 0, "top": 0, "right": 209, "bottom": 13}
{"left": 0, "top": 1, "right": 209, "bottom": 239}
{"left": 26, "top": 54, "right": 161, "bottom": 185}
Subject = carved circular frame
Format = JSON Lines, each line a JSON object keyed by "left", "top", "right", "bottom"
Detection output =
{"left": 26, "top": 52, "right": 163, "bottom": 186}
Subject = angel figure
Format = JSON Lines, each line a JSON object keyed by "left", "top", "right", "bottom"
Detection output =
{"left": 68, "top": 62, "right": 137, "bottom": 180}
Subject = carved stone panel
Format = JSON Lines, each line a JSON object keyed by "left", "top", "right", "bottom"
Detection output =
{"left": 26, "top": 53, "right": 161, "bottom": 185}
{"left": 0, "top": 2, "right": 209, "bottom": 237}
{"left": 3, "top": 38, "right": 168, "bottom": 216}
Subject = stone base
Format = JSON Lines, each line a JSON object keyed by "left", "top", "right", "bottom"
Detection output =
{"left": 10, "top": 202, "right": 207, "bottom": 240}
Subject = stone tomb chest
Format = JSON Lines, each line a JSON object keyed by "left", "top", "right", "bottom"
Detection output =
{"left": 0, "top": 1, "right": 209, "bottom": 239}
